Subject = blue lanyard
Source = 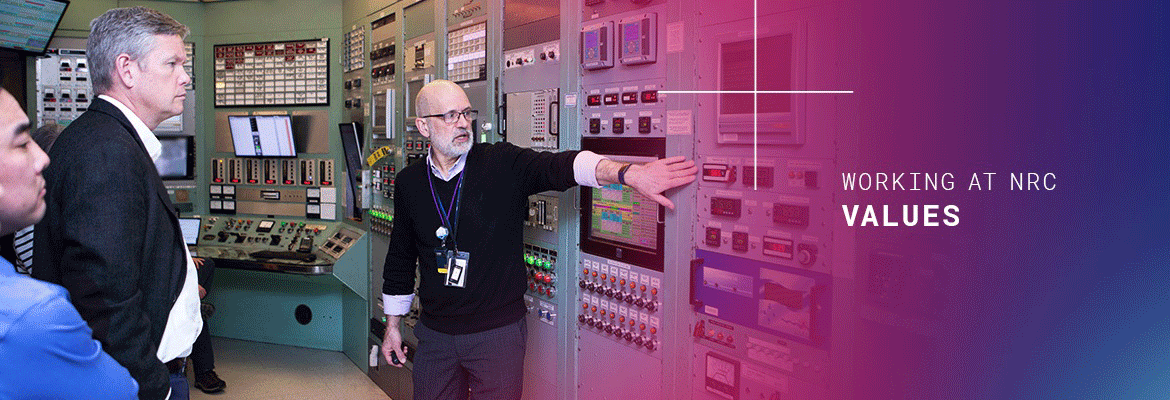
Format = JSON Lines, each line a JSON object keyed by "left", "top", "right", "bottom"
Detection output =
{"left": 426, "top": 165, "right": 465, "bottom": 248}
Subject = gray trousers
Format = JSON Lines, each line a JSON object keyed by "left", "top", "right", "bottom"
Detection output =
{"left": 412, "top": 318, "right": 527, "bottom": 400}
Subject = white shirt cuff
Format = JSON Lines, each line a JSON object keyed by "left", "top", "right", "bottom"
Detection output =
{"left": 574, "top": 151, "right": 607, "bottom": 188}
{"left": 382, "top": 293, "right": 414, "bottom": 316}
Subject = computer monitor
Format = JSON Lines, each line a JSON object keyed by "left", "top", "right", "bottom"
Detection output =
{"left": 717, "top": 32, "right": 800, "bottom": 145}
{"left": 580, "top": 138, "right": 665, "bottom": 271}
{"left": 229, "top": 115, "right": 297, "bottom": 157}
{"left": 0, "top": 0, "right": 68, "bottom": 55}
{"left": 177, "top": 217, "right": 201, "bottom": 246}
{"left": 155, "top": 136, "right": 195, "bottom": 181}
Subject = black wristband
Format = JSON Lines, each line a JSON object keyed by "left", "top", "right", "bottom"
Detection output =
{"left": 618, "top": 163, "right": 632, "bottom": 186}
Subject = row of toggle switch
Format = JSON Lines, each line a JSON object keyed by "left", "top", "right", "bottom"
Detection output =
{"left": 577, "top": 311, "right": 658, "bottom": 351}
{"left": 578, "top": 269, "right": 660, "bottom": 312}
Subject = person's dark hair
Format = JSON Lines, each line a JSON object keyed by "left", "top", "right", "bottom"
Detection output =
{"left": 87, "top": 7, "right": 189, "bottom": 94}
{"left": 31, "top": 123, "right": 64, "bottom": 151}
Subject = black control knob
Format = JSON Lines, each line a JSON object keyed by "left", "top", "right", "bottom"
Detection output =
{"left": 623, "top": 331, "right": 634, "bottom": 342}
{"left": 578, "top": 314, "right": 586, "bottom": 324}
{"left": 578, "top": 280, "right": 587, "bottom": 289}
{"left": 646, "top": 301, "right": 658, "bottom": 312}
{"left": 633, "top": 336, "right": 645, "bottom": 346}
{"left": 644, "top": 340, "right": 657, "bottom": 351}
{"left": 634, "top": 298, "right": 646, "bottom": 308}
{"left": 604, "top": 323, "right": 614, "bottom": 334}
{"left": 624, "top": 293, "right": 635, "bottom": 303}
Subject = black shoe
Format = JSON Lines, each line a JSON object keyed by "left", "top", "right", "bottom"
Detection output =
{"left": 193, "top": 370, "right": 226, "bottom": 394}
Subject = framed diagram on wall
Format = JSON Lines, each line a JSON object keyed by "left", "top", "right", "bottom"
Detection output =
{"left": 213, "top": 38, "right": 329, "bottom": 107}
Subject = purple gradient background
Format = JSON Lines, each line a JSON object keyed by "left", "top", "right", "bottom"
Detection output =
{"left": 842, "top": 1, "right": 1170, "bottom": 398}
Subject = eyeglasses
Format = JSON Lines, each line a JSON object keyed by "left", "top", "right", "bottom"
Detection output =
{"left": 421, "top": 109, "right": 479, "bottom": 124}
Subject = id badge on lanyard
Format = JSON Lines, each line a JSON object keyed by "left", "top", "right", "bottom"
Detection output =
{"left": 430, "top": 168, "right": 470, "bottom": 288}
{"left": 434, "top": 248, "right": 471, "bottom": 288}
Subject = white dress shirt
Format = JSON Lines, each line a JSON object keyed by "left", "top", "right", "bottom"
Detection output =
{"left": 99, "top": 95, "right": 203, "bottom": 363}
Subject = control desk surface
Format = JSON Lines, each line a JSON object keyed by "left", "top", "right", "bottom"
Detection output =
{"left": 189, "top": 215, "right": 364, "bottom": 275}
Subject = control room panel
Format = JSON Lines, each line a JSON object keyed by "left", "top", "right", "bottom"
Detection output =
{"left": 190, "top": 215, "right": 364, "bottom": 275}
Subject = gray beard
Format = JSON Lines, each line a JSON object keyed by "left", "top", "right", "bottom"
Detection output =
{"left": 432, "top": 135, "right": 472, "bottom": 159}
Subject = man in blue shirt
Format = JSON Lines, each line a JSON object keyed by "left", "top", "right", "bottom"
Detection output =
{"left": 0, "top": 87, "right": 138, "bottom": 398}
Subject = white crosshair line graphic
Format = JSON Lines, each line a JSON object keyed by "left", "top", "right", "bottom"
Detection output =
{"left": 659, "top": 0, "right": 854, "bottom": 191}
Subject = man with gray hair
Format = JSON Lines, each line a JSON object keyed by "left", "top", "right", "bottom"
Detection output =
{"left": 33, "top": 7, "right": 201, "bottom": 400}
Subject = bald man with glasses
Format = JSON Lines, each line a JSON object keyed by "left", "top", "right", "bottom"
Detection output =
{"left": 380, "top": 80, "right": 696, "bottom": 400}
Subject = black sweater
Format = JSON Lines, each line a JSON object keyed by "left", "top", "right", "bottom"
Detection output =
{"left": 382, "top": 142, "right": 579, "bottom": 334}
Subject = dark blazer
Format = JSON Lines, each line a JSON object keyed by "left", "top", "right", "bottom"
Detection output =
{"left": 33, "top": 98, "right": 188, "bottom": 400}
